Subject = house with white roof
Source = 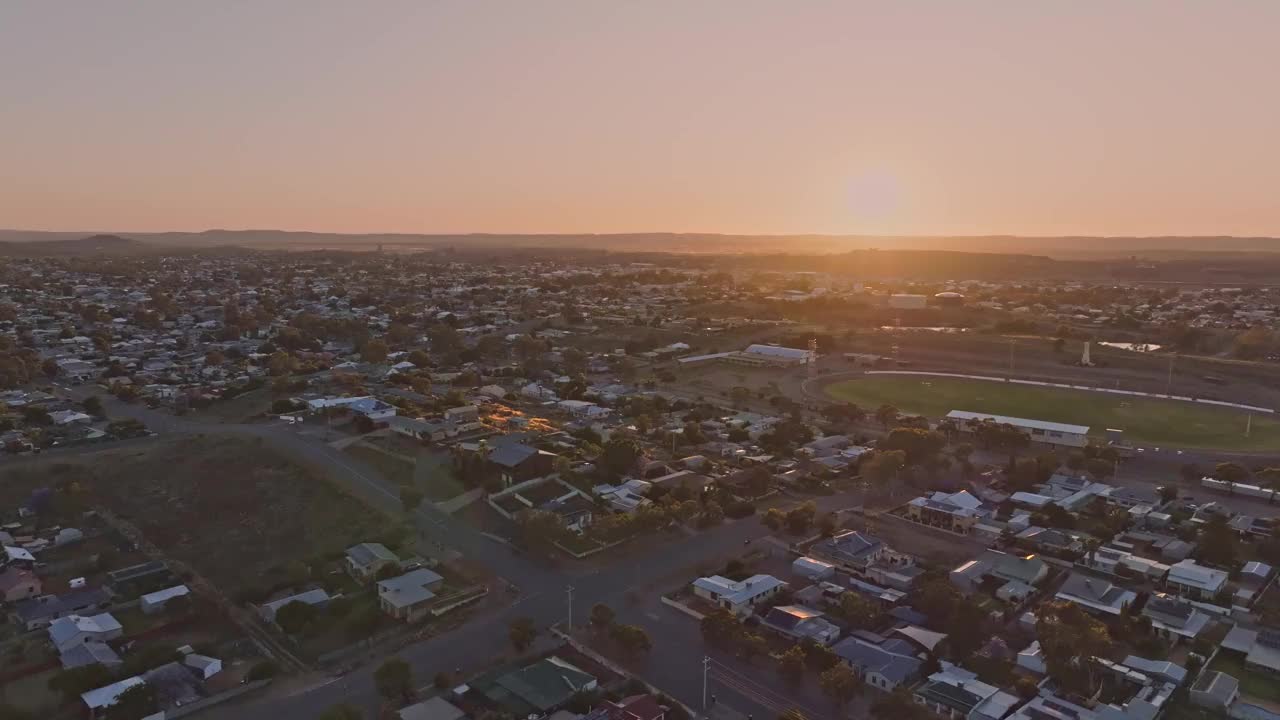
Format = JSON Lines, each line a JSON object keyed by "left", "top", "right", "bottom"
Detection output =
{"left": 1166, "top": 560, "right": 1228, "bottom": 600}
{"left": 691, "top": 574, "right": 786, "bottom": 616}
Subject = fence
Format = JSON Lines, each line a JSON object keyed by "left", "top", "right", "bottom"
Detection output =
{"left": 864, "top": 370, "right": 1276, "bottom": 414}
{"left": 166, "top": 678, "right": 272, "bottom": 719}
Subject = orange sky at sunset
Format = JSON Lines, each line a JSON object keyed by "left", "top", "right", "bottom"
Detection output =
{"left": 4, "top": 2, "right": 1280, "bottom": 238}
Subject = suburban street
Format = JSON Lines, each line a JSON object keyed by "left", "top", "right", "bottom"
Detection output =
{"left": 41, "top": 387, "right": 830, "bottom": 720}
{"left": 36, "top": 383, "right": 1280, "bottom": 720}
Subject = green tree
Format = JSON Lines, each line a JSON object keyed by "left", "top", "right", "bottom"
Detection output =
{"left": 81, "top": 395, "right": 105, "bottom": 418}
{"left": 785, "top": 502, "right": 818, "bottom": 535}
{"left": 274, "top": 600, "right": 318, "bottom": 635}
{"left": 819, "top": 664, "right": 862, "bottom": 706}
{"left": 374, "top": 657, "right": 414, "bottom": 704}
{"left": 762, "top": 507, "right": 785, "bottom": 531}
{"left": 601, "top": 437, "right": 643, "bottom": 478}
{"left": 362, "top": 339, "right": 390, "bottom": 363}
{"left": 777, "top": 645, "right": 808, "bottom": 685}
{"left": 1036, "top": 602, "right": 1115, "bottom": 696}
{"left": 862, "top": 450, "right": 905, "bottom": 485}
{"left": 103, "top": 683, "right": 158, "bottom": 720}
{"left": 590, "top": 603, "right": 615, "bottom": 633}
{"left": 609, "top": 624, "right": 652, "bottom": 655}
{"left": 1195, "top": 514, "right": 1238, "bottom": 568}
{"left": 874, "top": 404, "right": 899, "bottom": 428}
{"left": 509, "top": 616, "right": 537, "bottom": 652}
{"left": 1215, "top": 461, "right": 1250, "bottom": 491}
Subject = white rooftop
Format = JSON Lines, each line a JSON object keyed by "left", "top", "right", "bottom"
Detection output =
{"left": 948, "top": 410, "right": 1089, "bottom": 436}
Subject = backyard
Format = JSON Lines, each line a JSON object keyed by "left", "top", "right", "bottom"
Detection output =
{"left": 1208, "top": 651, "right": 1280, "bottom": 704}
{"left": 823, "top": 375, "right": 1280, "bottom": 450}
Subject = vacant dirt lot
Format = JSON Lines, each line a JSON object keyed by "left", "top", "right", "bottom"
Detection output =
{"left": 0, "top": 436, "right": 389, "bottom": 598}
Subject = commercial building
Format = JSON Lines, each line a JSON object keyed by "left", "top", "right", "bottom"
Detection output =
{"left": 949, "top": 410, "right": 1090, "bottom": 448}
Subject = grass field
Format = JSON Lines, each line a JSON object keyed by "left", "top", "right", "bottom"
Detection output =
{"left": 824, "top": 375, "right": 1280, "bottom": 450}
{"left": 0, "top": 437, "right": 391, "bottom": 598}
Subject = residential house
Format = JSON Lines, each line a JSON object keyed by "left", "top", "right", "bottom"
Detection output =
{"left": 691, "top": 574, "right": 786, "bottom": 616}
{"left": 398, "top": 697, "right": 468, "bottom": 720}
{"left": 0, "top": 566, "right": 41, "bottom": 602}
{"left": 258, "top": 588, "right": 331, "bottom": 623}
{"left": 474, "top": 657, "right": 598, "bottom": 717}
{"left": 905, "top": 490, "right": 985, "bottom": 534}
{"left": 487, "top": 442, "right": 558, "bottom": 487}
{"left": 377, "top": 568, "right": 445, "bottom": 622}
{"left": 345, "top": 542, "right": 400, "bottom": 582}
{"left": 759, "top": 605, "right": 841, "bottom": 645}
{"left": 12, "top": 587, "right": 111, "bottom": 630}
{"left": 811, "top": 531, "right": 886, "bottom": 574}
{"left": 831, "top": 632, "right": 923, "bottom": 692}
{"left": 49, "top": 613, "right": 124, "bottom": 669}
{"left": 913, "top": 663, "right": 1019, "bottom": 720}
{"left": 140, "top": 585, "right": 190, "bottom": 615}
{"left": 1142, "top": 593, "right": 1212, "bottom": 642}
{"left": 1055, "top": 573, "right": 1136, "bottom": 616}
{"left": 1190, "top": 671, "right": 1240, "bottom": 711}
{"left": 1166, "top": 560, "right": 1228, "bottom": 601}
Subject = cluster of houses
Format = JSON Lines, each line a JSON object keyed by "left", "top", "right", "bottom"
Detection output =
{"left": 0, "top": 507, "right": 233, "bottom": 718}
{"left": 388, "top": 651, "right": 673, "bottom": 720}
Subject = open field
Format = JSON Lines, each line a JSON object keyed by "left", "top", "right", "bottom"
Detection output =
{"left": 823, "top": 375, "right": 1280, "bottom": 451}
{"left": 0, "top": 436, "right": 392, "bottom": 599}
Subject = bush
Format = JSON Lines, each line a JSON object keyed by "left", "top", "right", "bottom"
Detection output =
{"left": 246, "top": 660, "right": 280, "bottom": 681}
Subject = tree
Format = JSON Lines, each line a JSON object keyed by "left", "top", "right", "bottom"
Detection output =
{"left": 274, "top": 599, "right": 318, "bottom": 635}
{"left": 610, "top": 624, "right": 652, "bottom": 655}
{"left": 1036, "top": 602, "right": 1115, "bottom": 696}
{"left": 82, "top": 395, "right": 105, "bottom": 418}
{"left": 362, "top": 339, "right": 390, "bottom": 363}
{"left": 400, "top": 485, "right": 424, "bottom": 512}
{"left": 837, "top": 591, "right": 881, "bottom": 630}
{"left": 785, "top": 502, "right": 818, "bottom": 535}
{"left": 700, "top": 609, "right": 743, "bottom": 648}
{"left": 871, "top": 688, "right": 930, "bottom": 720}
{"left": 374, "top": 657, "right": 414, "bottom": 704}
{"left": 1085, "top": 458, "right": 1114, "bottom": 480}
{"left": 762, "top": 507, "right": 785, "bottom": 531}
{"left": 777, "top": 645, "right": 808, "bottom": 684}
{"left": 819, "top": 664, "right": 862, "bottom": 706}
{"left": 874, "top": 404, "right": 899, "bottom": 428}
{"left": 601, "top": 437, "right": 642, "bottom": 478}
{"left": 103, "top": 683, "right": 158, "bottom": 720}
{"left": 1195, "top": 514, "right": 1238, "bottom": 568}
{"left": 509, "top": 616, "right": 537, "bottom": 652}
{"left": 1215, "top": 461, "right": 1250, "bottom": 492}
{"left": 879, "top": 428, "right": 947, "bottom": 466}
{"left": 861, "top": 450, "right": 905, "bottom": 485}
{"left": 739, "top": 633, "right": 770, "bottom": 662}
{"left": 319, "top": 704, "right": 364, "bottom": 720}
{"left": 589, "top": 603, "right": 615, "bottom": 633}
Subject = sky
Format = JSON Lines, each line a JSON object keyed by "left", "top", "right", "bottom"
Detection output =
{"left": 4, "top": 1, "right": 1280, "bottom": 238}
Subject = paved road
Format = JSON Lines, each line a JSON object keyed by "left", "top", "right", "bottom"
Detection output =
{"left": 38, "top": 388, "right": 823, "bottom": 720}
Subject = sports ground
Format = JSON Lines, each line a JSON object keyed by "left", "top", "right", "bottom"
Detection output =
{"left": 823, "top": 375, "right": 1280, "bottom": 451}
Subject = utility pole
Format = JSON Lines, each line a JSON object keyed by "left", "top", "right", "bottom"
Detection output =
{"left": 1247, "top": 414, "right": 1253, "bottom": 438}
{"left": 702, "top": 656, "right": 711, "bottom": 710}
{"left": 566, "top": 585, "right": 574, "bottom": 631}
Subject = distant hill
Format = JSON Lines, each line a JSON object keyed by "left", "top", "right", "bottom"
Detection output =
{"left": 3, "top": 229, "right": 1280, "bottom": 259}
{"left": 0, "top": 233, "right": 153, "bottom": 257}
